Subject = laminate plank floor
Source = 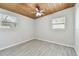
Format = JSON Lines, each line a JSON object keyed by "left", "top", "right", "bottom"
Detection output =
{"left": 0, "top": 39, "right": 77, "bottom": 56}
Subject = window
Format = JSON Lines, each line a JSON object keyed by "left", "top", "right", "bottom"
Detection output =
{"left": 0, "top": 14, "right": 17, "bottom": 29}
{"left": 52, "top": 17, "right": 65, "bottom": 30}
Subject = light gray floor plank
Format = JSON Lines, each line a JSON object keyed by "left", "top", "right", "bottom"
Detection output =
{"left": 0, "top": 39, "right": 77, "bottom": 56}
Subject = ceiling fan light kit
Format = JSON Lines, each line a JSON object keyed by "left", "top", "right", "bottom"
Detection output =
{"left": 35, "top": 11, "right": 44, "bottom": 17}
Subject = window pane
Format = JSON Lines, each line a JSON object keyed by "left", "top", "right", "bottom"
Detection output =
{"left": 0, "top": 14, "right": 17, "bottom": 29}
{"left": 6, "top": 16, "right": 17, "bottom": 22}
{"left": 52, "top": 17, "right": 65, "bottom": 24}
{"left": 52, "top": 24, "right": 65, "bottom": 29}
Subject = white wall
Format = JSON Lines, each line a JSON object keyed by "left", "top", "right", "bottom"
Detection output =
{"left": 0, "top": 7, "right": 75, "bottom": 50}
{"left": 35, "top": 7, "right": 75, "bottom": 47}
{"left": 0, "top": 8, "right": 34, "bottom": 50}
{"left": 75, "top": 4, "right": 79, "bottom": 55}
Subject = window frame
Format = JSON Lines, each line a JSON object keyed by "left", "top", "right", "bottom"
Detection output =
{"left": 0, "top": 14, "right": 17, "bottom": 29}
{"left": 52, "top": 17, "right": 66, "bottom": 30}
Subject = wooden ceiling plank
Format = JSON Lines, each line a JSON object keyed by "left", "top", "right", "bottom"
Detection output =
{"left": 0, "top": 3, "right": 75, "bottom": 19}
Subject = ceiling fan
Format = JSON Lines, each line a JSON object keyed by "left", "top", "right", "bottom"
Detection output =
{"left": 32, "top": 4, "right": 45, "bottom": 17}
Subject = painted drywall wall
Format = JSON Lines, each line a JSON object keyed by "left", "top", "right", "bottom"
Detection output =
{"left": 0, "top": 8, "right": 34, "bottom": 49}
{"left": 35, "top": 7, "right": 75, "bottom": 47}
{"left": 75, "top": 4, "right": 79, "bottom": 55}
{"left": 0, "top": 7, "right": 75, "bottom": 50}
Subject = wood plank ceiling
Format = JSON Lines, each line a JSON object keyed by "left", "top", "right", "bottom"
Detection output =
{"left": 0, "top": 3, "right": 75, "bottom": 19}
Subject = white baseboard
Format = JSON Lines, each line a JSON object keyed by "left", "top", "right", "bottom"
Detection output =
{"left": 0, "top": 37, "right": 74, "bottom": 51}
{"left": 74, "top": 47, "right": 79, "bottom": 56}
{"left": 34, "top": 37, "right": 74, "bottom": 48}
{"left": 0, "top": 38, "right": 33, "bottom": 51}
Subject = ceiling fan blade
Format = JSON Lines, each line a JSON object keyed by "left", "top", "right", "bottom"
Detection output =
{"left": 40, "top": 10, "right": 45, "bottom": 13}
{"left": 35, "top": 8, "right": 39, "bottom": 12}
{"left": 31, "top": 12, "right": 36, "bottom": 13}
